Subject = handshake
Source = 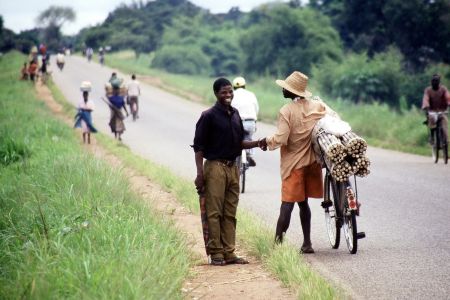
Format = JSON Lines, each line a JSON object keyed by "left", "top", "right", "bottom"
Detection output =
{"left": 257, "top": 138, "right": 268, "bottom": 151}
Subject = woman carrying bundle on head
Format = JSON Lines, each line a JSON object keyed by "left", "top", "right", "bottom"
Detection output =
{"left": 106, "top": 84, "right": 128, "bottom": 141}
{"left": 74, "top": 81, "right": 97, "bottom": 144}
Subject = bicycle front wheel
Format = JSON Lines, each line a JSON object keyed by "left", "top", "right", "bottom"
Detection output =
{"left": 343, "top": 210, "right": 358, "bottom": 254}
{"left": 240, "top": 166, "right": 246, "bottom": 194}
{"left": 324, "top": 175, "right": 340, "bottom": 249}
{"left": 434, "top": 129, "right": 440, "bottom": 163}
{"left": 444, "top": 143, "right": 448, "bottom": 164}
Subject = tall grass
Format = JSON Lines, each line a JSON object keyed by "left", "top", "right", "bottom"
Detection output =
{"left": 107, "top": 50, "right": 430, "bottom": 155}
{"left": 0, "top": 52, "right": 191, "bottom": 299}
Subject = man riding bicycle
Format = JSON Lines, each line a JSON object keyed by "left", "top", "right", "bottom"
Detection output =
{"left": 422, "top": 74, "right": 450, "bottom": 144}
{"left": 231, "top": 76, "right": 259, "bottom": 166}
{"left": 127, "top": 74, "right": 141, "bottom": 121}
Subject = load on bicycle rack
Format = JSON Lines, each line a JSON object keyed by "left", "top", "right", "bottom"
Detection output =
{"left": 311, "top": 110, "right": 369, "bottom": 254}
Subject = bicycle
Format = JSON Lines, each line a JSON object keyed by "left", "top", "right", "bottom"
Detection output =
{"left": 320, "top": 150, "right": 366, "bottom": 254}
{"left": 428, "top": 111, "right": 448, "bottom": 164}
{"left": 127, "top": 96, "right": 139, "bottom": 121}
{"left": 238, "top": 149, "right": 249, "bottom": 193}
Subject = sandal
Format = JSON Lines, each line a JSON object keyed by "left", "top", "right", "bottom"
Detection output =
{"left": 225, "top": 257, "right": 249, "bottom": 264}
{"left": 210, "top": 258, "right": 226, "bottom": 266}
{"left": 300, "top": 245, "right": 315, "bottom": 254}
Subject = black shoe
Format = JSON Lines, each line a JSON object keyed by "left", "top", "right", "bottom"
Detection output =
{"left": 247, "top": 156, "right": 256, "bottom": 167}
{"left": 321, "top": 200, "right": 333, "bottom": 209}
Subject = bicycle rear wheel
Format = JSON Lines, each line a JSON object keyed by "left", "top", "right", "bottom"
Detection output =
{"left": 434, "top": 129, "right": 440, "bottom": 163}
{"left": 444, "top": 143, "right": 448, "bottom": 164}
{"left": 343, "top": 210, "right": 358, "bottom": 254}
{"left": 441, "top": 127, "right": 448, "bottom": 164}
{"left": 324, "top": 175, "right": 340, "bottom": 249}
{"left": 240, "top": 166, "right": 246, "bottom": 194}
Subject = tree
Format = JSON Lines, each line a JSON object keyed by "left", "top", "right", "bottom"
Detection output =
{"left": 240, "top": 5, "right": 343, "bottom": 76}
{"left": 36, "top": 6, "right": 76, "bottom": 28}
{"left": 35, "top": 6, "right": 76, "bottom": 50}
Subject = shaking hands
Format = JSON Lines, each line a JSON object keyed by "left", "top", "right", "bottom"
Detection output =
{"left": 258, "top": 138, "right": 267, "bottom": 151}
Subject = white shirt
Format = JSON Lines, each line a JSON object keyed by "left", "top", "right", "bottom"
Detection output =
{"left": 127, "top": 80, "right": 141, "bottom": 97}
{"left": 232, "top": 88, "right": 259, "bottom": 120}
{"left": 78, "top": 99, "right": 95, "bottom": 111}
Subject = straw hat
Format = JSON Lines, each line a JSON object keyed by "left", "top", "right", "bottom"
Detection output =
{"left": 275, "top": 71, "right": 312, "bottom": 98}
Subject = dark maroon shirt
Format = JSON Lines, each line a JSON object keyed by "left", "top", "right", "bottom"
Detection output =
{"left": 193, "top": 102, "right": 244, "bottom": 161}
{"left": 422, "top": 85, "right": 450, "bottom": 111}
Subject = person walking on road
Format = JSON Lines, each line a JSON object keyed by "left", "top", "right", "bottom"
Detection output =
{"left": 107, "top": 87, "right": 128, "bottom": 141}
{"left": 193, "top": 78, "right": 263, "bottom": 266}
{"left": 259, "top": 71, "right": 329, "bottom": 254}
{"left": 127, "top": 74, "right": 141, "bottom": 121}
{"left": 231, "top": 76, "right": 259, "bottom": 166}
{"left": 74, "top": 82, "right": 97, "bottom": 144}
{"left": 422, "top": 74, "right": 450, "bottom": 144}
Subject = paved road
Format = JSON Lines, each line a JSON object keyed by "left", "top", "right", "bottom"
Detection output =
{"left": 51, "top": 56, "right": 450, "bottom": 299}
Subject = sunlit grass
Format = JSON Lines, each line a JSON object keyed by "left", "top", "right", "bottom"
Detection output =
{"left": 0, "top": 51, "right": 191, "bottom": 299}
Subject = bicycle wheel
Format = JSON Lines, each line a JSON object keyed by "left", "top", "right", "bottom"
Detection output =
{"left": 324, "top": 175, "right": 340, "bottom": 249}
{"left": 343, "top": 210, "right": 358, "bottom": 254}
{"left": 240, "top": 165, "right": 246, "bottom": 193}
{"left": 444, "top": 143, "right": 448, "bottom": 164}
{"left": 433, "top": 129, "right": 440, "bottom": 163}
{"left": 441, "top": 127, "right": 448, "bottom": 164}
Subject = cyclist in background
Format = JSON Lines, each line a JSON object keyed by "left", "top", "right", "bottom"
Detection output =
{"left": 231, "top": 76, "right": 259, "bottom": 166}
{"left": 99, "top": 47, "right": 105, "bottom": 65}
{"left": 422, "top": 74, "right": 450, "bottom": 144}
{"left": 86, "top": 47, "right": 93, "bottom": 62}
{"left": 127, "top": 74, "right": 141, "bottom": 120}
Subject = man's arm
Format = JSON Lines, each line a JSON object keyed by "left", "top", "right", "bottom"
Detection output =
{"left": 242, "top": 140, "right": 259, "bottom": 149}
{"left": 422, "top": 89, "right": 430, "bottom": 111}
{"left": 265, "top": 110, "right": 290, "bottom": 151}
{"left": 194, "top": 151, "right": 205, "bottom": 194}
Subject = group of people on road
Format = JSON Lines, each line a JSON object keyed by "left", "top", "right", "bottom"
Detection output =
{"left": 193, "top": 71, "right": 450, "bottom": 266}
{"left": 74, "top": 72, "right": 141, "bottom": 144}
{"left": 84, "top": 46, "right": 106, "bottom": 65}
{"left": 20, "top": 43, "right": 50, "bottom": 83}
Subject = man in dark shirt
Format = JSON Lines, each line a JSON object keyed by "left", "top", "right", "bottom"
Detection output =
{"left": 193, "top": 78, "right": 263, "bottom": 266}
{"left": 422, "top": 74, "right": 450, "bottom": 144}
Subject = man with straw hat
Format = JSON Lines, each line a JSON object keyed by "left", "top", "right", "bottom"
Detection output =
{"left": 259, "top": 71, "right": 331, "bottom": 253}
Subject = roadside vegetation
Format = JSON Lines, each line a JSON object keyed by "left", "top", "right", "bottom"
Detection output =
{"left": 0, "top": 52, "right": 191, "bottom": 299}
{"left": 106, "top": 50, "right": 432, "bottom": 155}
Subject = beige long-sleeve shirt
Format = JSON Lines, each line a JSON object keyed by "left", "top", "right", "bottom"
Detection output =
{"left": 266, "top": 97, "right": 328, "bottom": 180}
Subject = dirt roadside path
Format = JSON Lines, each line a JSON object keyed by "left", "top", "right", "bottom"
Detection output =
{"left": 35, "top": 82, "right": 295, "bottom": 299}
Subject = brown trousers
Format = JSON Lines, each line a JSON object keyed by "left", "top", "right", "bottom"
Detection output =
{"left": 203, "top": 160, "right": 240, "bottom": 260}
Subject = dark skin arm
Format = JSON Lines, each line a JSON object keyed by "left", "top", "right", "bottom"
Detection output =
{"left": 122, "top": 103, "right": 129, "bottom": 116}
{"left": 194, "top": 151, "right": 205, "bottom": 194}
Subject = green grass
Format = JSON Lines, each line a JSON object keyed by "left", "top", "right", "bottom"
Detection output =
{"left": 0, "top": 52, "right": 191, "bottom": 299}
{"left": 106, "top": 50, "right": 432, "bottom": 155}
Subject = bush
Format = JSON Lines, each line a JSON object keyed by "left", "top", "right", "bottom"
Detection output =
{"left": 312, "top": 48, "right": 405, "bottom": 107}
{"left": 152, "top": 45, "right": 211, "bottom": 75}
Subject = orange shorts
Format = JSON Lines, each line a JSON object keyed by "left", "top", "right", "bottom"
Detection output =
{"left": 281, "top": 163, "right": 323, "bottom": 202}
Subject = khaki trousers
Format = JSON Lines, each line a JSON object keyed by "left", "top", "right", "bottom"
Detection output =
{"left": 203, "top": 160, "right": 240, "bottom": 260}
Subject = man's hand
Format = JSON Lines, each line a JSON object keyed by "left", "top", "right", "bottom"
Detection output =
{"left": 258, "top": 138, "right": 268, "bottom": 151}
{"left": 194, "top": 173, "right": 205, "bottom": 194}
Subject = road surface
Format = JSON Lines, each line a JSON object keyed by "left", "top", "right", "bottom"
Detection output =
{"left": 51, "top": 55, "right": 450, "bottom": 299}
